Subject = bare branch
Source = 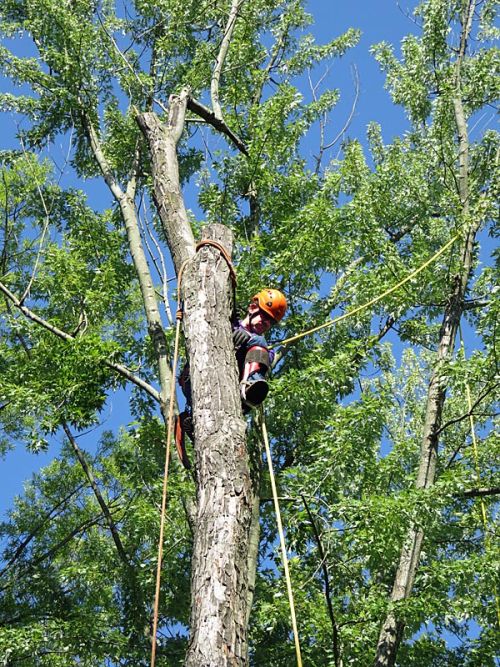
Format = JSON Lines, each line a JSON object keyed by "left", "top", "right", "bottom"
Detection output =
{"left": 396, "top": 1, "right": 422, "bottom": 28}
{"left": 436, "top": 382, "right": 499, "bottom": 435}
{"left": 0, "top": 484, "right": 86, "bottom": 578}
{"left": 463, "top": 299, "right": 489, "bottom": 310}
{"left": 211, "top": 0, "right": 246, "bottom": 121}
{"left": 84, "top": 108, "right": 174, "bottom": 410}
{"left": 125, "top": 137, "right": 142, "bottom": 202}
{"left": 18, "top": 137, "right": 51, "bottom": 305}
{"left": 138, "top": 196, "right": 173, "bottom": 325}
{"left": 62, "top": 422, "right": 131, "bottom": 567}
{"left": 459, "top": 487, "right": 500, "bottom": 499}
{"left": 302, "top": 495, "right": 341, "bottom": 667}
{"left": 313, "top": 64, "right": 359, "bottom": 174}
{"left": 323, "top": 65, "right": 360, "bottom": 152}
{"left": 96, "top": 11, "right": 168, "bottom": 114}
{"left": 0, "top": 511, "right": 118, "bottom": 588}
{"left": 81, "top": 113, "right": 125, "bottom": 202}
{"left": 252, "top": 21, "right": 288, "bottom": 106}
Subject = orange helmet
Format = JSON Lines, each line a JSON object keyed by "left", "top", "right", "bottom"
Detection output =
{"left": 252, "top": 289, "right": 287, "bottom": 323}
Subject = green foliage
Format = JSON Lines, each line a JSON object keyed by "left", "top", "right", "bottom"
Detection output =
{"left": 0, "top": 0, "right": 498, "bottom": 665}
{"left": 0, "top": 425, "right": 194, "bottom": 665}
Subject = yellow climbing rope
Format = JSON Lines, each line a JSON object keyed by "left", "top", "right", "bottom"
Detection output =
{"left": 278, "top": 233, "right": 459, "bottom": 348}
{"left": 150, "top": 307, "right": 183, "bottom": 667}
{"left": 260, "top": 407, "right": 303, "bottom": 667}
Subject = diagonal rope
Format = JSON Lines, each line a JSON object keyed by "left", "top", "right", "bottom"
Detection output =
{"left": 277, "top": 233, "right": 459, "bottom": 348}
{"left": 260, "top": 407, "right": 303, "bottom": 667}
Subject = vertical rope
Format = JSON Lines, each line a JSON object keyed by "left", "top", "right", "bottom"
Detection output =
{"left": 460, "top": 328, "right": 500, "bottom": 627}
{"left": 260, "top": 408, "right": 303, "bottom": 667}
{"left": 150, "top": 310, "right": 183, "bottom": 667}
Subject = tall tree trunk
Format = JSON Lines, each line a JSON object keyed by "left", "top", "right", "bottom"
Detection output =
{"left": 135, "top": 91, "right": 196, "bottom": 271}
{"left": 373, "top": 230, "right": 475, "bottom": 665}
{"left": 137, "top": 99, "right": 253, "bottom": 666}
{"left": 373, "top": 4, "right": 477, "bottom": 665}
{"left": 183, "top": 223, "right": 252, "bottom": 666}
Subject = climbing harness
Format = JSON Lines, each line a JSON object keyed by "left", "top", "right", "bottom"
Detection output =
{"left": 260, "top": 407, "right": 303, "bottom": 667}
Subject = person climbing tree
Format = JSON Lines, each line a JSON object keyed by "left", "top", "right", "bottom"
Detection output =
{"left": 175, "top": 288, "right": 287, "bottom": 467}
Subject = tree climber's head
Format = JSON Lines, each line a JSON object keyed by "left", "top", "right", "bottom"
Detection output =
{"left": 243, "top": 289, "right": 287, "bottom": 335}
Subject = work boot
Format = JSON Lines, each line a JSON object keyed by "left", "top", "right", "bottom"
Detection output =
{"left": 240, "top": 374, "right": 269, "bottom": 410}
{"left": 174, "top": 410, "right": 193, "bottom": 470}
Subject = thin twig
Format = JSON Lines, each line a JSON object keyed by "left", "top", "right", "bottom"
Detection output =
{"left": 18, "top": 137, "right": 52, "bottom": 305}
{"left": 137, "top": 196, "right": 173, "bottom": 325}
{"left": 96, "top": 11, "right": 167, "bottom": 114}
{"left": 62, "top": 422, "right": 131, "bottom": 566}
{"left": 323, "top": 65, "right": 360, "bottom": 152}
{"left": 436, "top": 382, "right": 498, "bottom": 435}
{"left": 301, "top": 495, "right": 341, "bottom": 667}
{"left": 252, "top": 21, "right": 288, "bottom": 106}
{"left": 0, "top": 484, "right": 86, "bottom": 578}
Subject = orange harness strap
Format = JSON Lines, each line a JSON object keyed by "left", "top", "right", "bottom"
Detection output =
{"left": 195, "top": 239, "right": 237, "bottom": 286}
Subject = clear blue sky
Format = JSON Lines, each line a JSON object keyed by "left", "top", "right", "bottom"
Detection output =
{"left": 0, "top": 1, "right": 430, "bottom": 513}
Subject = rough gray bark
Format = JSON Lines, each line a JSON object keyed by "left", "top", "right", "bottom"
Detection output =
{"left": 183, "top": 224, "right": 252, "bottom": 666}
{"left": 135, "top": 91, "right": 196, "bottom": 272}
{"left": 137, "top": 98, "right": 253, "bottom": 665}
{"left": 373, "top": 4, "right": 477, "bottom": 665}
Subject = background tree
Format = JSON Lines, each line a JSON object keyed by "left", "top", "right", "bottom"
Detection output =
{"left": 373, "top": 2, "right": 498, "bottom": 664}
{"left": 0, "top": 0, "right": 498, "bottom": 666}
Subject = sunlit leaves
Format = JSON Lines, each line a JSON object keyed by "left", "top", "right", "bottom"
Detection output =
{"left": 0, "top": 0, "right": 498, "bottom": 664}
